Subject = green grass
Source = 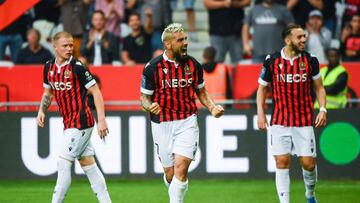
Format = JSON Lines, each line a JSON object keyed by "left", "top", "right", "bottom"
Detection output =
{"left": 0, "top": 179, "right": 359, "bottom": 203}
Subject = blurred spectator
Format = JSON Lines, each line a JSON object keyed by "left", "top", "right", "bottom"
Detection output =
{"left": 80, "top": 10, "right": 119, "bottom": 66}
{"left": 58, "top": 0, "right": 92, "bottom": 58}
{"left": 138, "top": 0, "right": 172, "bottom": 56}
{"left": 204, "top": 0, "right": 251, "bottom": 65}
{"left": 33, "top": 0, "right": 61, "bottom": 25}
{"left": 341, "top": 13, "right": 360, "bottom": 61}
{"left": 288, "top": 0, "right": 323, "bottom": 28}
{"left": 170, "top": 0, "right": 198, "bottom": 42}
{"left": 306, "top": 10, "right": 332, "bottom": 64}
{"left": 315, "top": 48, "right": 348, "bottom": 109}
{"left": 122, "top": 12, "right": 152, "bottom": 66}
{"left": 322, "top": 0, "right": 337, "bottom": 35}
{"left": 202, "top": 46, "right": 217, "bottom": 72}
{"left": 342, "top": 0, "right": 360, "bottom": 29}
{"left": 95, "top": 0, "right": 124, "bottom": 38}
{"left": 16, "top": 28, "right": 53, "bottom": 64}
{"left": 242, "top": 0, "right": 294, "bottom": 63}
{"left": 0, "top": 14, "right": 31, "bottom": 62}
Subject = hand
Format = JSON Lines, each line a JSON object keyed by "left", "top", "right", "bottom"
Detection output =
{"left": 37, "top": 111, "right": 46, "bottom": 128}
{"left": 149, "top": 102, "right": 161, "bottom": 115}
{"left": 211, "top": 105, "right": 225, "bottom": 118}
{"left": 257, "top": 113, "right": 268, "bottom": 131}
{"left": 102, "top": 39, "right": 110, "bottom": 49}
{"left": 224, "top": 0, "right": 232, "bottom": 8}
{"left": 97, "top": 118, "right": 109, "bottom": 139}
{"left": 315, "top": 111, "right": 327, "bottom": 128}
{"left": 243, "top": 42, "right": 252, "bottom": 56}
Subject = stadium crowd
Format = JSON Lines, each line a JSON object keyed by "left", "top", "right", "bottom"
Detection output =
{"left": 0, "top": 0, "right": 359, "bottom": 66}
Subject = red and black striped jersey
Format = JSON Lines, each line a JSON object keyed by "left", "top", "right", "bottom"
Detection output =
{"left": 258, "top": 48, "right": 321, "bottom": 127}
{"left": 43, "top": 56, "right": 96, "bottom": 129}
{"left": 141, "top": 52, "right": 205, "bottom": 123}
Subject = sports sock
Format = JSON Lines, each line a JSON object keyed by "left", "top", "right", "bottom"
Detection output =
{"left": 82, "top": 163, "right": 111, "bottom": 203}
{"left": 163, "top": 173, "right": 171, "bottom": 189}
{"left": 51, "top": 158, "right": 72, "bottom": 203}
{"left": 302, "top": 166, "right": 317, "bottom": 198}
{"left": 168, "top": 176, "right": 188, "bottom": 203}
{"left": 276, "top": 168, "right": 290, "bottom": 203}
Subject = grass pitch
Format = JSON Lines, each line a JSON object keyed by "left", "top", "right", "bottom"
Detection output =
{"left": 0, "top": 179, "right": 359, "bottom": 203}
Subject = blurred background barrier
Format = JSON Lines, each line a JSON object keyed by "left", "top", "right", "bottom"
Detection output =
{"left": 0, "top": 109, "right": 358, "bottom": 180}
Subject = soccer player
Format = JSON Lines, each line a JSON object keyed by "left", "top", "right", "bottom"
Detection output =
{"left": 140, "top": 23, "right": 224, "bottom": 203}
{"left": 36, "top": 32, "right": 112, "bottom": 203}
{"left": 256, "top": 24, "right": 327, "bottom": 203}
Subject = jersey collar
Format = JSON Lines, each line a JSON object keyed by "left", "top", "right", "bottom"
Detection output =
{"left": 281, "top": 47, "right": 301, "bottom": 65}
{"left": 55, "top": 56, "right": 73, "bottom": 69}
{"left": 163, "top": 51, "right": 179, "bottom": 68}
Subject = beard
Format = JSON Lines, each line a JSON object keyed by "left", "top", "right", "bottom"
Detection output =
{"left": 174, "top": 49, "right": 188, "bottom": 64}
{"left": 289, "top": 41, "right": 304, "bottom": 54}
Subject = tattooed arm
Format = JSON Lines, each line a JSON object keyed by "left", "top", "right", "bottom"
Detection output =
{"left": 140, "top": 93, "right": 161, "bottom": 115}
{"left": 37, "top": 88, "right": 53, "bottom": 128}
{"left": 196, "top": 87, "right": 224, "bottom": 118}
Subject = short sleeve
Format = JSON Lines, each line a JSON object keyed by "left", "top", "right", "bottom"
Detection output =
{"left": 310, "top": 55, "right": 320, "bottom": 80}
{"left": 74, "top": 61, "right": 96, "bottom": 89}
{"left": 141, "top": 62, "right": 155, "bottom": 95}
{"left": 196, "top": 62, "right": 205, "bottom": 89}
{"left": 43, "top": 62, "right": 51, "bottom": 89}
{"left": 258, "top": 55, "right": 272, "bottom": 86}
{"left": 243, "top": 8, "right": 252, "bottom": 25}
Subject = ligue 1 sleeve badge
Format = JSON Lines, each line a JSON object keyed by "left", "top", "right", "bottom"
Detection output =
{"left": 184, "top": 65, "right": 192, "bottom": 75}
{"left": 64, "top": 70, "right": 71, "bottom": 78}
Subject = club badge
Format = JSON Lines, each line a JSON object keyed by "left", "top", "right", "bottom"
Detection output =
{"left": 64, "top": 70, "right": 71, "bottom": 78}
{"left": 299, "top": 62, "right": 307, "bottom": 70}
{"left": 184, "top": 66, "right": 192, "bottom": 75}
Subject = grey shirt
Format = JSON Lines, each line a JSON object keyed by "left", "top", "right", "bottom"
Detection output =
{"left": 244, "top": 3, "right": 294, "bottom": 56}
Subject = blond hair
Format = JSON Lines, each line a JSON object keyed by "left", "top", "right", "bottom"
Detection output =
{"left": 53, "top": 31, "right": 73, "bottom": 42}
{"left": 161, "top": 23, "right": 184, "bottom": 42}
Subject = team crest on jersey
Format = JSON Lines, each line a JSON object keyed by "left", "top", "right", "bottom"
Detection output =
{"left": 184, "top": 66, "right": 192, "bottom": 75}
{"left": 278, "top": 63, "right": 283, "bottom": 69}
{"left": 64, "top": 70, "right": 71, "bottom": 78}
{"left": 299, "top": 62, "right": 307, "bottom": 70}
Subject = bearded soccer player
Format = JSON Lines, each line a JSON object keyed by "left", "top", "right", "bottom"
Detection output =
{"left": 256, "top": 24, "right": 327, "bottom": 203}
{"left": 36, "top": 32, "right": 112, "bottom": 203}
{"left": 140, "top": 23, "right": 224, "bottom": 203}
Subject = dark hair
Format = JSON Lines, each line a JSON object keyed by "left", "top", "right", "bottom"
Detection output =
{"left": 282, "top": 24, "right": 303, "bottom": 39}
{"left": 352, "top": 12, "right": 360, "bottom": 19}
{"left": 326, "top": 48, "right": 340, "bottom": 55}
{"left": 92, "top": 10, "right": 105, "bottom": 18}
{"left": 203, "top": 46, "right": 216, "bottom": 61}
{"left": 129, "top": 12, "right": 141, "bottom": 20}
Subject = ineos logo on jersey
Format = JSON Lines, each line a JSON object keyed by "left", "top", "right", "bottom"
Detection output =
{"left": 277, "top": 73, "right": 307, "bottom": 83}
{"left": 50, "top": 82, "right": 72, "bottom": 90}
{"left": 161, "top": 78, "right": 193, "bottom": 89}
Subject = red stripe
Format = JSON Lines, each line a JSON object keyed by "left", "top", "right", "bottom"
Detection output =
{"left": 293, "top": 57, "right": 300, "bottom": 126}
{"left": 158, "top": 62, "right": 166, "bottom": 122}
{"left": 271, "top": 57, "right": 280, "bottom": 125}
{"left": 74, "top": 74, "right": 82, "bottom": 128}
{"left": 299, "top": 56, "right": 306, "bottom": 126}
{"left": 188, "top": 60, "right": 197, "bottom": 115}
{"left": 177, "top": 64, "right": 185, "bottom": 120}
{"left": 303, "top": 56, "right": 312, "bottom": 126}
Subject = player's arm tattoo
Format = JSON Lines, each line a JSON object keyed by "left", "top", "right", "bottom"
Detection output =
{"left": 140, "top": 93, "right": 152, "bottom": 112}
{"left": 40, "top": 94, "right": 52, "bottom": 112}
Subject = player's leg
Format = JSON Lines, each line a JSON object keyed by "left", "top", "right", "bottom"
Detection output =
{"left": 271, "top": 125, "right": 293, "bottom": 203}
{"left": 169, "top": 154, "right": 191, "bottom": 203}
{"left": 52, "top": 128, "right": 79, "bottom": 203}
{"left": 79, "top": 156, "right": 111, "bottom": 203}
{"left": 210, "top": 36, "right": 227, "bottom": 63}
{"left": 51, "top": 157, "right": 73, "bottom": 203}
{"left": 77, "top": 128, "right": 111, "bottom": 203}
{"left": 152, "top": 121, "right": 176, "bottom": 189}
{"left": 163, "top": 167, "right": 174, "bottom": 188}
{"left": 293, "top": 127, "right": 318, "bottom": 203}
{"left": 169, "top": 115, "right": 199, "bottom": 203}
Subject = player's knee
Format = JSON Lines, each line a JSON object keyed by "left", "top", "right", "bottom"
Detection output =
{"left": 174, "top": 162, "right": 189, "bottom": 181}
{"left": 78, "top": 156, "right": 95, "bottom": 167}
{"left": 164, "top": 167, "right": 174, "bottom": 182}
{"left": 275, "top": 156, "right": 290, "bottom": 169}
{"left": 301, "top": 159, "right": 316, "bottom": 171}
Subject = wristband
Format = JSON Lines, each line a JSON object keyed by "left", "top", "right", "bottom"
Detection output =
{"left": 319, "top": 107, "right": 327, "bottom": 113}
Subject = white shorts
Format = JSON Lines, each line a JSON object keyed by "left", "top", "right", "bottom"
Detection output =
{"left": 270, "top": 125, "right": 317, "bottom": 157}
{"left": 59, "top": 127, "right": 95, "bottom": 161}
{"left": 151, "top": 114, "right": 199, "bottom": 168}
